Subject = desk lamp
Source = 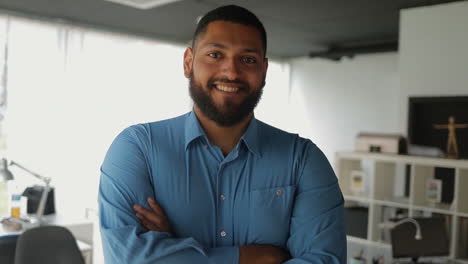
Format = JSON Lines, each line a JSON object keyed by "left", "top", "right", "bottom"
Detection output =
{"left": 0, "top": 158, "right": 51, "bottom": 225}
{"left": 0, "top": 158, "right": 14, "bottom": 181}
{"left": 379, "top": 217, "right": 423, "bottom": 240}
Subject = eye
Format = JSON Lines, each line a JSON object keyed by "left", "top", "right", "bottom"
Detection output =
{"left": 242, "top": 56, "right": 257, "bottom": 64}
{"left": 208, "top": 52, "right": 221, "bottom": 59}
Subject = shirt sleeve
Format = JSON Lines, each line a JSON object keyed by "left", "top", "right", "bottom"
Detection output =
{"left": 284, "top": 141, "right": 347, "bottom": 264}
{"left": 98, "top": 126, "right": 239, "bottom": 264}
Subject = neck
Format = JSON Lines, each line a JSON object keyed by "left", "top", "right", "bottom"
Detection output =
{"left": 194, "top": 106, "right": 252, "bottom": 156}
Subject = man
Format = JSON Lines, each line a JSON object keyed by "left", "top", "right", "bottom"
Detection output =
{"left": 99, "top": 5, "right": 346, "bottom": 264}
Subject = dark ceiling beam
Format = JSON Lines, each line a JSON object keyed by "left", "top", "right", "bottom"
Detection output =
{"left": 309, "top": 41, "right": 398, "bottom": 61}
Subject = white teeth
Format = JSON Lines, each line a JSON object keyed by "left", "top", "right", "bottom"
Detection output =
{"left": 216, "top": 85, "right": 239, "bottom": 92}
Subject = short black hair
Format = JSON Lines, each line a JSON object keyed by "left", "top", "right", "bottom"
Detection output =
{"left": 192, "top": 5, "right": 267, "bottom": 56}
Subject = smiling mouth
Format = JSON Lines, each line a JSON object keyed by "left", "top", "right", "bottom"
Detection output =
{"left": 214, "top": 84, "right": 240, "bottom": 93}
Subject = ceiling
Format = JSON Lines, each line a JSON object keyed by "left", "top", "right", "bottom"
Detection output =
{"left": 0, "top": 0, "right": 463, "bottom": 59}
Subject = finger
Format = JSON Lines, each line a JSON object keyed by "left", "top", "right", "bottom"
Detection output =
{"left": 137, "top": 213, "right": 161, "bottom": 231}
{"left": 133, "top": 205, "right": 164, "bottom": 226}
{"left": 147, "top": 198, "right": 167, "bottom": 218}
{"left": 136, "top": 212, "right": 171, "bottom": 233}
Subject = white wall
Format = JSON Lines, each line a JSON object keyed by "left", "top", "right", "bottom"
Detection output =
{"left": 288, "top": 53, "right": 400, "bottom": 163}
{"left": 398, "top": 0, "right": 468, "bottom": 132}
{"left": 288, "top": 0, "right": 468, "bottom": 164}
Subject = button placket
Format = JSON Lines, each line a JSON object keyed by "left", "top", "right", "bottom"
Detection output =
{"left": 216, "top": 163, "right": 228, "bottom": 243}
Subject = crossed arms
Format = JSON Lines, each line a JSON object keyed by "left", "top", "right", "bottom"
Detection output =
{"left": 99, "top": 127, "right": 346, "bottom": 264}
{"left": 133, "top": 197, "right": 290, "bottom": 264}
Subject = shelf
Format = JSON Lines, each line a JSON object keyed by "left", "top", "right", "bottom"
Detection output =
{"left": 457, "top": 212, "right": 468, "bottom": 218}
{"left": 337, "top": 152, "right": 468, "bottom": 169}
{"left": 344, "top": 195, "right": 370, "bottom": 204}
{"left": 337, "top": 152, "right": 468, "bottom": 263}
{"left": 373, "top": 198, "right": 410, "bottom": 209}
{"left": 412, "top": 204, "right": 454, "bottom": 215}
{"left": 346, "top": 235, "right": 391, "bottom": 249}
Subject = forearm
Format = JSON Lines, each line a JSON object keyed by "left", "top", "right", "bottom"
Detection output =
{"left": 286, "top": 194, "right": 346, "bottom": 264}
{"left": 239, "top": 244, "right": 291, "bottom": 264}
{"left": 101, "top": 226, "right": 239, "bottom": 264}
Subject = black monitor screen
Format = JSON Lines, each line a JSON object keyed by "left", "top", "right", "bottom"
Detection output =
{"left": 391, "top": 217, "right": 450, "bottom": 259}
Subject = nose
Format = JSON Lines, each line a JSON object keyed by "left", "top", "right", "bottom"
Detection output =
{"left": 221, "top": 57, "right": 240, "bottom": 81}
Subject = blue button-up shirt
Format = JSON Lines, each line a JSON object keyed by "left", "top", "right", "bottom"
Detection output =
{"left": 99, "top": 111, "right": 346, "bottom": 264}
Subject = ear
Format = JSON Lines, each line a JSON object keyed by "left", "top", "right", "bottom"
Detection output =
{"left": 183, "top": 47, "right": 194, "bottom": 78}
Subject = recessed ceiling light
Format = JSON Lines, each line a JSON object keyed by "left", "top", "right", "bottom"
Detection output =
{"left": 104, "top": 0, "right": 184, "bottom": 10}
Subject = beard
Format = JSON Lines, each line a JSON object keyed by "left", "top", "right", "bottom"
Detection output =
{"left": 189, "top": 73, "right": 265, "bottom": 127}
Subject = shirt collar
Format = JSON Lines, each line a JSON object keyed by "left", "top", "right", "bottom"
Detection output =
{"left": 184, "top": 111, "right": 206, "bottom": 150}
{"left": 240, "top": 116, "right": 261, "bottom": 157}
{"left": 184, "top": 110, "right": 261, "bottom": 156}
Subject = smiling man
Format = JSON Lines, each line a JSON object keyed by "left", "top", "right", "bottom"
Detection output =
{"left": 99, "top": 5, "right": 346, "bottom": 264}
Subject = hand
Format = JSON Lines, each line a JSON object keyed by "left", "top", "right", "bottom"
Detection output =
{"left": 240, "top": 244, "right": 291, "bottom": 264}
{"left": 133, "top": 197, "right": 172, "bottom": 233}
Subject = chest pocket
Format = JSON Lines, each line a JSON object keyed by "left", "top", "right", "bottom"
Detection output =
{"left": 248, "top": 185, "right": 296, "bottom": 246}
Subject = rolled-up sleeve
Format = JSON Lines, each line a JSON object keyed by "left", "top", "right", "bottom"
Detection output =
{"left": 285, "top": 141, "right": 346, "bottom": 264}
{"left": 98, "top": 126, "right": 239, "bottom": 264}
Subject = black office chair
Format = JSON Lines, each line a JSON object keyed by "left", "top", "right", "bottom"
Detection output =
{"left": 14, "top": 225, "right": 85, "bottom": 264}
{"left": 0, "top": 235, "right": 18, "bottom": 264}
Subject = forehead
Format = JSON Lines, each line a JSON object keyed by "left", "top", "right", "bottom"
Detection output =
{"left": 196, "top": 21, "right": 264, "bottom": 53}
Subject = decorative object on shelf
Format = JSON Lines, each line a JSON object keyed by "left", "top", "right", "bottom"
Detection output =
{"left": 408, "top": 96, "right": 468, "bottom": 160}
{"left": 425, "top": 179, "right": 442, "bottom": 203}
{"left": 407, "top": 144, "right": 445, "bottom": 158}
{"left": 350, "top": 170, "right": 366, "bottom": 194}
{"left": 0, "top": 158, "right": 52, "bottom": 225}
{"left": 433, "top": 116, "right": 468, "bottom": 159}
{"left": 355, "top": 133, "right": 407, "bottom": 154}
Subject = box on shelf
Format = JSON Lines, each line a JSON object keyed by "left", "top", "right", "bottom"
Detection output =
{"left": 355, "top": 133, "right": 407, "bottom": 154}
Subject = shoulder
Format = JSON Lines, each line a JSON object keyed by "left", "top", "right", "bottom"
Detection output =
{"left": 256, "top": 119, "right": 317, "bottom": 154}
{"left": 256, "top": 119, "right": 333, "bottom": 180}
{"left": 121, "top": 112, "right": 189, "bottom": 140}
{"left": 111, "top": 113, "right": 189, "bottom": 154}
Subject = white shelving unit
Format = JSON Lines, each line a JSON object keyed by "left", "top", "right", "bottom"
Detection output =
{"left": 336, "top": 151, "right": 468, "bottom": 263}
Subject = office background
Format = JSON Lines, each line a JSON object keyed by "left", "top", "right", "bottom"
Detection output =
{"left": 0, "top": 0, "right": 467, "bottom": 263}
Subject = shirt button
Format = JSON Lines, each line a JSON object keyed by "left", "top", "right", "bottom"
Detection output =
{"left": 220, "top": 194, "right": 225, "bottom": 201}
{"left": 220, "top": 231, "right": 227, "bottom": 237}
{"left": 276, "top": 189, "right": 283, "bottom": 196}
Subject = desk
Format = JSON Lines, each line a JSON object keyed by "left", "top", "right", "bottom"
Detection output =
{"left": 0, "top": 214, "right": 93, "bottom": 264}
{"left": 346, "top": 238, "right": 467, "bottom": 264}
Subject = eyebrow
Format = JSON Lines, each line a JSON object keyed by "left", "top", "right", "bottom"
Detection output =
{"left": 203, "top": 43, "right": 262, "bottom": 55}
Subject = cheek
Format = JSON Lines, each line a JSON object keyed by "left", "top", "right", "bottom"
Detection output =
{"left": 246, "top": 72, "right": 265, "bottom": 87}
{"left": 193, "top": 61, "right": 217, "bottom": 82}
